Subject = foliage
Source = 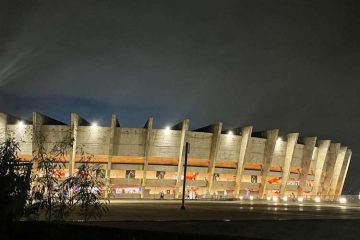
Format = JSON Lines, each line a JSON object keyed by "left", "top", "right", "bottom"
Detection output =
{"left": 62, "top": 150, "right": 108, "bottom": 221}
{"left": 32, "top": 130, "right": 73, "bottom": 222}
{"left": 0, "top": 137, "right": 32, "bottom": 221}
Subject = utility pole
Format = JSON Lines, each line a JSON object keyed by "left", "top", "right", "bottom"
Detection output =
{"left": 180, "top": 142, "right": 190, "bottom": 210}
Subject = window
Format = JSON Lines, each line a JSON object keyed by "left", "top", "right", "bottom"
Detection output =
{"left": 126, "top": 170, "right": 136, "bottom": 179}
{"left": 251, "top": 175, "right": 257, "bottom": 183}
{"left": 156, "top": 171, "right": 165, "bottom": 179}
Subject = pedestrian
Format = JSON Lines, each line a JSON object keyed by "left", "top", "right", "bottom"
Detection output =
{"left": 160, "top": 191, "right": 164, "bottom": 199}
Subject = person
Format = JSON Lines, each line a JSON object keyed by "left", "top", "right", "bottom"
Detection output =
{"left": 160, "top": 191, "right": 164, "bottom": 199}
{"left": 291, "top": 193, "right": 296, "bottom": 202}
{"left": 195, "top": 192, "right": 198, "bottom": 200}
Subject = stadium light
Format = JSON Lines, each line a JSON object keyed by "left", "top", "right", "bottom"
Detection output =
{"left": 165, "top": 126, "right": 170, "bottom": 131}
{"left": 17, "top": 120, "right": 24, "bottom": 127}
{"left": 91, "top": 122, "right": 98, "bottom": 127}
{"left": 228, "top": 131, "right": 233, "bottom": 135}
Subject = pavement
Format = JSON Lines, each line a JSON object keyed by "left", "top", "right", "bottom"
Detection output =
{"left": 69, "top": 200, "right": 360, "bottom": 239}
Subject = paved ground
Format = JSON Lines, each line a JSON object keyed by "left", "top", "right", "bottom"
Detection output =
{"left": 99, "top": 199, "right": 360, "bottom": 221}
{"left": 71, "top": 200, "right": 360, "bottom": 239}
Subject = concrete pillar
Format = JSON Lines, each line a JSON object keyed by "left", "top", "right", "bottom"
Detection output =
{"left": 328, "top": 146, "right": 347, "bottom": 200}
{"left": 32, "top": 112, "right": 46, "bottom": 171}
{"left": 0, "top": 113, "right": 8, "bottom": 141}
{"left": 279, "top": 133, "right": 299, "bottom": 196}
{"left": 321, "top": 143, "right": 341, "bottom": 199}
{"left": 334, "top": 149, "right": 352, "bottom": 198}
{"left": 175, "top": 119, "right": 190, "bottom": 198}
{"left": 258, "top": 129, "right": 279, "bottom": 198}
{"left": 206, "top": 122, "right": 223, "bottom": 195}
{"left": 141, "top": 117, "right": 153, "bottom": 198}
{"left": 105, "top": 114, "right": 119, "bottom": 198}
{"left": 297, "top": 137, "right": 317, "bottom": 197}
{"left": 311, "top": 140, "right": 331, "bottom": 197}
{"left": 234, "top": 126, "right": 253, "bottom": 198}
{"left": 69, "top": 113, "right": 79, "bottom": 176}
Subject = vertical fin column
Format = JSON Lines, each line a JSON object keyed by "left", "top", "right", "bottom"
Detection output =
{"left": 321, "top": 143, "right": 341, "bottom": 199}
{"left": 279, "top": 133, "right": 299, "bottom": 195}
{"left": 0, "top": 113, "right": 7, "bottom": 142}
{"left": 175, "top": 119, "right": 190, "bottom": 198}
{"left": 234, "top": 126, "right": 253, "bottom": 198}
{"left": 141, "top": 117, "right": 153, "bottom": 198}
{"left": 311, "top": 140, "right": 331, "bottom": 197}
{"left": 105, "top": 114, "right": 118, "bottom": 198}
{"left": 258, "top": 129, "right": 279, "bottom": 198}
{"left": 328, "top": 146, "right": 347, "bottom": 200}
{"left": 334, "top": 149, "right": 352, "bottom": 198}
{"left": 297, "top": 137, "right": 317, "bottom": 197}
{"left": 206, "top": 123, "right": 223, "bottom": 195}
{"left": 69, "top": 113, "right": 79, "bottom": 176}
{"left": 32, "top": 112, "right": 46, "bottom": 172}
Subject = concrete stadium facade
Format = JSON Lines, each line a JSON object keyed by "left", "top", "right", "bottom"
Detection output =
{"left": 0, "top": 112, "right": 352, "bottom": 201}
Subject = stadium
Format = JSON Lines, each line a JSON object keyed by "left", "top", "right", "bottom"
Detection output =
{"left": 0, "top": 112, "right": 352, "bottom": 201}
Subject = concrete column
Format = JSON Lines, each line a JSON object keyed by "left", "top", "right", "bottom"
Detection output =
{"left": 175, "top": 119, "right": 190, "bottom": 198}
{"left": 0, "top": 113, "right": 7, "bottom": 141}
{"left": 69, "top": 113, "right": 79, "bottom": 176}
{"left": 32, "top": 112, "right": 46, "bottom": 171}
{"left": 206, "top": 122, "right": 223, "bottom": 195}
{"left": 279, "top": 133, "right": 299, "bottom": 196}
{"left": 328, "top": 146, "right": 347, "bottom": 200}
{"left": 321, "top": 143, "right": 341, "bottom": 199}
{"left": 105, "top": 114, "right": 119, "bottom": 198}
{"left": 141, "top": 117, "right": 153, "bottom": 198}
{"left": 297, "top": 137, "right": 317, "bottom": 197}
{"left": 334, "top": 149, "right": 352, "bottom": 198}
{"left": 311, "top": 140, "right": 331, "bottom": 197}
{"left": 258, "top": 129, "right": 279, "bottom": 198}
{"left": 234, "top": 126, "right": 253, "bottom": 198}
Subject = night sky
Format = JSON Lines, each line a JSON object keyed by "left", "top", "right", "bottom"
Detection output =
{"left": 0, "top": 0, "right": 359, "bottom": 193}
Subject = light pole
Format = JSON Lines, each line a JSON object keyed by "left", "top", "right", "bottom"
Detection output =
{"left": 181, "top": 142, "right": 190, "bottom": 210}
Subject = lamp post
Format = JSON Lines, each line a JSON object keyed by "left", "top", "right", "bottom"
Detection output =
{"left": 181, "top": 142, "right": 190, "bottom": 210}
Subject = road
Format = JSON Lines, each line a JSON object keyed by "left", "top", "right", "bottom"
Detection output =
{"left": 71, "top": 200, "right": 360, "bottom": 240}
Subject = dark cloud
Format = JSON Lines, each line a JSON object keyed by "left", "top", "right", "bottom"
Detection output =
{"left": 0, "top": 0, "right": 359, "bottom": 193}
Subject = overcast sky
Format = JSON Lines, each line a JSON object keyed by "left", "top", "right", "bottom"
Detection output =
{"left": 0, "top": 0, "right": 359, "bottom": 193}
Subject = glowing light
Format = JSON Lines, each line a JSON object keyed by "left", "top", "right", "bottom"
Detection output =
{"left": 282, "top": 196, "right": 288, "bottom": 202}
{"left": 228, "top": 131, "right": 233, "bottom": 135}
{"left": 339, "top": 197, "right": 347, "bottom": 204}
{"left": 266, "top": 196, "right": 271, "bottom": 201}
{"left": 17, "top": 120, "right": 24, "bottom": 127}
{"left": 91, "top": 122, "right": 98, "bottom": 127}
{"left": 272, "top": 196, "right": 278, "bottom": 202}
{"left": 298, "top": 197, "right": 304, "bottom": 202}
{"left": 239, "top": 196, "right": 244, "bottom": 200}
{"left": 249, "top": 196, "right": 254, "bottom": 200}
{"left": 314, "top": 196, "right": 321, "bottom": 203}
{"left": 165, "top": 126, "right": 170, "bottom": 131}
